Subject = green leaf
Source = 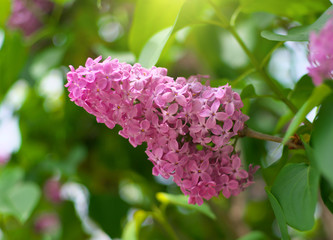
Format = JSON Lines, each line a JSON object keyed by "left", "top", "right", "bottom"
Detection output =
{"left": 271, "top": 163, "right": 319, "bottom": 231}
{"left": 134, "top": 0, "right": 213, "bottom": 67}
{"left": 311, "top": 93, "right": 333, "bottom": 187}
{"left": 0, "top": 0, "right": 11, "bottom": 28}
{"left": 320, "top": 177, "right": 333, "bottom": 214}
{"left": 265, "top": 188, "right": 290, "bottom": 240}
{"left": 0, "top": 167, "right": 24, "bottom": 193}
{"left": 138, "top": 26, "right": 174, "bottom": 68}
{"left": 240, "top": 0, "right": 327, "bottom": 18}
{"left": 261, "top": 5, "right": 333, "bottom": 41}
{"left": 240, "top": 84, "right": 257, "bottom": 99}
{"left": 262, "top": 146, "right": 288, "bottom": 186}
{"left": 156, "top": 192, "right": 216, "bottom": 220}
{"left": 282, "top": 84, "right": 331, "bottom": 145}
{"left": 7, "top": 183, "right": 41, "bottom": 223}
{"left": 122, "top": 210, "right": 149, "bottom": 240}
{"left": 289, "top": 75, "right": 315, "bottom": 109}
{"left": 129, "top": 0, "right": 186, "bottom": 57}
{"left": 237, "top": 231, "right": 269, "bottom": 240}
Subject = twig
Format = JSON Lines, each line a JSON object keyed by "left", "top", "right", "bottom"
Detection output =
{"left": 238, "top": 126, "right": 304, "bottom": 149}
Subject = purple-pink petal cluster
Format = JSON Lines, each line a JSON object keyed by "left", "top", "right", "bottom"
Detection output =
{"left": 308, "top": 16, "right": 333, "bottom": 85}
{"left": 65, "top": 56, "right": 257, "bottom": 205}
{"left": 7, "top": 0, "right": 53, "bottom": 37}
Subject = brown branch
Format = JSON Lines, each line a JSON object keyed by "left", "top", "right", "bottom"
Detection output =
{"left": 238, "top": 126, "right": 304, "bottom": 149}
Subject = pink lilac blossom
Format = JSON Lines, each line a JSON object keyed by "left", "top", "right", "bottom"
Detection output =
{"left": 43, "top": 178, "right": 62, "bottom": 204}
{"left": 65, "top": 56, "right": 258, "bottom": 205}
{"left": 34, "top": 213, "right": 60, "bottom": 234}
{"left": 308, "top": 16, "right": 333, "bottom": 85}
{"left": 8, "top": 0, "right": 53, "bottom": 36}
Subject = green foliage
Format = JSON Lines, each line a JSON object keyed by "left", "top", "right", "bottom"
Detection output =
{"left": 271, "top": 163, "right": 319, "bottom": 231}
{"left": 0, "top": 0, "right": 10, "bottom": 28}
{"left": 311, "top": 93, "right": 333, "bottom": 187}
{"left": 156, "top": 192, "right": 216, "bottom": 220}
{"left": 0, "top": 167, "right": 41, "bottom": 223}
{"left": 240, "top": 0, "right": 327, "bottom": 19}
{"left": 265, "top": 188, "right": 290, "bottom": 240}
{"left": 261, "top": 5, "right": 333, "bottom": 41}
{"left": 282, "top": 84, "right": 332, "bottom": 144}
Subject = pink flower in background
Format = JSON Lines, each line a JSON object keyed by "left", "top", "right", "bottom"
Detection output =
{"left": 44, "top": 178, "right": 62, "bottom": 204}
{"left": 34, "top": 213, "right": 60, "bottom": 234}
{"left": 65, "top": 56, "right": 257, "bottom": 205}
{"left": 8, "top": 0, "right": 53, "bottom": 36}
{"left": 308, "top": 16, "right": 333, "bottom": 85}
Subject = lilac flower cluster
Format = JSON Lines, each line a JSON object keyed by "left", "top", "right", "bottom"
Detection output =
{"left": 8, "top": 0, "right": 53, "bottom": 37}
{"left": 66, "top": 56, "right": 258, "bottom": 205}
{"left": 308, "top": 16, "right": 333, "bottom": 85}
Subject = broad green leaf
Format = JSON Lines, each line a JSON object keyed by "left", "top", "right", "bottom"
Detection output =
{"left": 262, "top": 146, "right": 288, "bottom": 186}
{"left": 282, "top": 84, "right": 331, "bottom": 145}
{"left": 289, "top": 75, "right": 315, "bottom": 109}
{"left": 240, "top": 84, "right": 257, "bottom": 99}
{"left": 240, "top": 0, "right": 327, "bottom": 19}
{"left": 237, "top": 231, "right": 269, "bottom": 240}
{"left": 311, "top": 93, "right": 333, "bottom": 187}
{"left": 129, "top": 0, "right": 186, "bottom": 57}
{"left": 138, "top": 26, "right": 174, "bottom": 68}
{"left": 156, "top": 192, "right": 216, "bottom": 220}
{"left": 265, "top": 188, "right": 290, "bottom": 240}
{"left": 0, "top": 167, "right": 24, "bottom": 193}
{"left": 7, "top": 183, "right": 41, "bottom": 223}
{"left": 137, "top": 0, "right": 213, "bottom": 68}
{"left": 261, "top": 5, "right": 333, "bottom": 41}
{"left": 0, "top": 0, "right": 11, "bottom": 28}
{"left": 271, "top": 163, "right": 319, "bottom": 231}
{"left": 122, "top": 210, "right": 149, "bottom": 240}
{"left": 320, "top": 178, "right": 333, "bottom": 214}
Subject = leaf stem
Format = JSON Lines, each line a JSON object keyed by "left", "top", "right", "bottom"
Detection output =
{"left": 239, "top": 126, "right": 304, "bottom": 149}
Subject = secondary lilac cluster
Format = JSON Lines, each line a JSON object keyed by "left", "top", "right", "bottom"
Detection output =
{"left": 8, "top": 0, "right": 53, "bottom": 36}
{"left": 308, "top": 16, "right": 333, "bottom": 85}
{"left": 66, "top": 56, "right": 258, "bottom": 205}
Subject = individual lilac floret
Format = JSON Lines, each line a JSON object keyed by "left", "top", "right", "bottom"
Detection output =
{"left": 65, "top": 56, "right": 257, "bottom": 205}
{"left": 308, "top": 16, "right": 333, "bottom": 85}
{"left": 8, "top": 0, "right": 53, "bottom": 37}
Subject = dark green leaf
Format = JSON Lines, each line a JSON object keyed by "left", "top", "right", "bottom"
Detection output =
{"left": 265, "top": 188, "right": 290, "bottom": 240}
{"left": 282, "top": 84, "right": 331, "bottom": 145}
{"left": 156, "top": 192, "right": 216, "bottom": 220}
{"left": 320, "top": 177, "right": 333, "bottom": 214}
{"left": 262, "top": 146, "right": 288, "bottom": 186}
{"left": 261, "top": 5, "right": 333, "bottom": 41}
{"left": 271, "top": 163, "right": 319, "bottom": 231}
{"left": 289, "top": 75, "right": 315, "bottom": 109}
{"left": 240, "top": 84, "right": 257, "bottom": 99}
{"left": 311, "top": 93, "right": 333, "bottom": 187}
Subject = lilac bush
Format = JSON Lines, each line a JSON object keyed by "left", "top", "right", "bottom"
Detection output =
{"left": 8, "top": 0, "right": 53, "bottom": 36}
{"left": 65, "top": 56, "right": 257, "bottom": 205}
